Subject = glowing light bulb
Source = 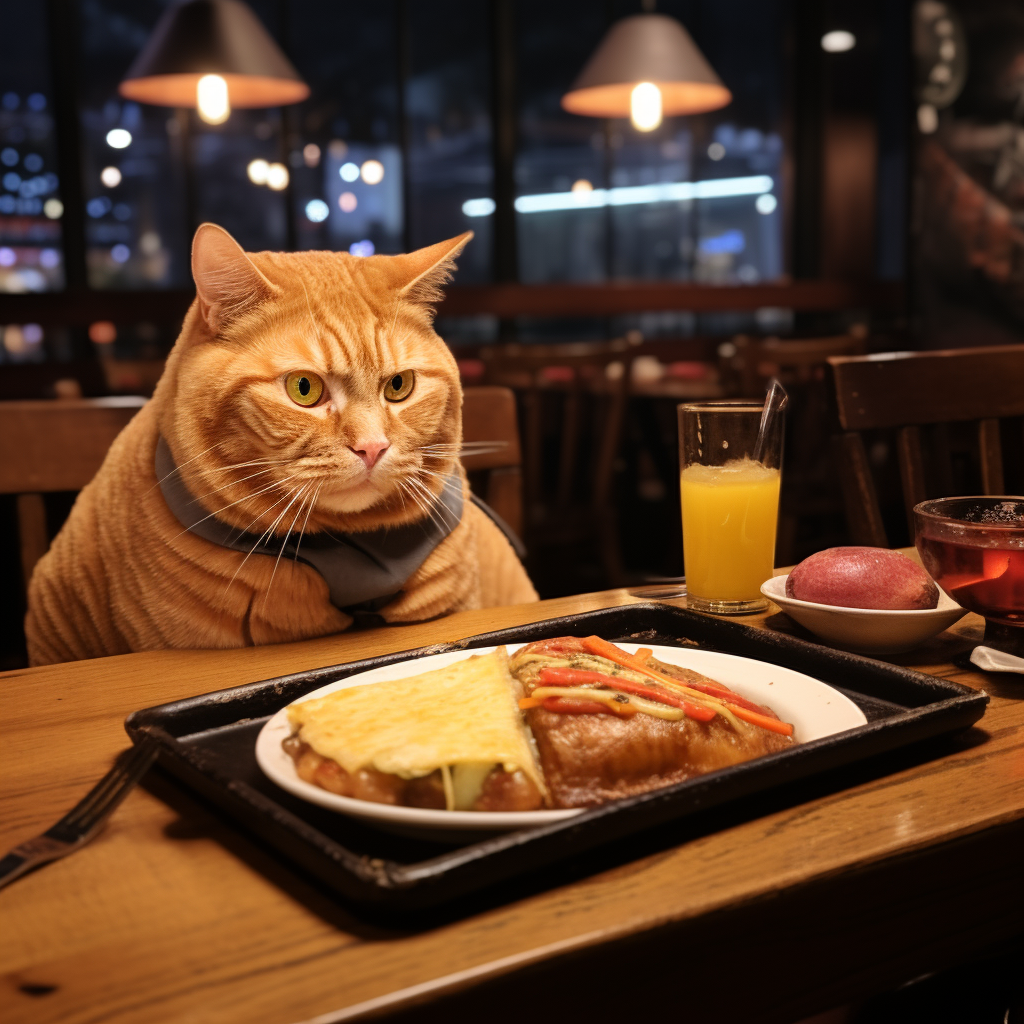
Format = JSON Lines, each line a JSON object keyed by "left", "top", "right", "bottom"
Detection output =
{"left": 571, "top": 179, "right": 593, "bottom": 192}
{"left": 247, "top": 159, "right": 269, "bottom": 185}
{"left": 265, "top": 163, "right": 289, "bottom": 190}
{"left": 106, "top": 128, "right": 132, "bottom": 149}
{"left": 196, "top": 74, "right": 229, "bottom": 125}
{"left": 360, "top": 159, "right": 384, "bottom": 184}
{"left": 100, "top": 166, "right": 122, "bottom": 188}
{"left": 630, "top": 82, "right": 662, "bottom": 132}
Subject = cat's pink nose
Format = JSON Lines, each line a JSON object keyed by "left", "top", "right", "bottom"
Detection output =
{"left": 349, "top": 440, "right": 390, "bottom": 469}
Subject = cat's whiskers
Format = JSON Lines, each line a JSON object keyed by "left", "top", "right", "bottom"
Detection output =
{"left": 292, "top": 481, "right": 323, "bottom": 564}
{"left": 261, "top": 483, "right": 314, "bottom": 608}
{"left": 170, "top": 473, "right": 301, "bottom": 543}
{"left": 188, "top": 465, "right": 281, "bottom": 504}
{"left": 407, "top": 476, "right": 457, "bottom": 533}
{"left": 399, "top": 480, "right": 439, "bottom": 534}
{"left": 147, "top": 440, "right": 223, "bottom": 493}
{"left": 413, "top": 471, "right": 463, "bottom": 530}
{"left": 223, "top": 482, "right": 308, "bottom": 598}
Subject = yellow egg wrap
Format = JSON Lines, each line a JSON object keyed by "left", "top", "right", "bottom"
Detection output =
{"left": 286, "top": 648, "right": 545, "bottom": 794}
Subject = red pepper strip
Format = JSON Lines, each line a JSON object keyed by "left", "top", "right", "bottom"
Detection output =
{"left": 538, "top": 667, "right": 715, "bottom": 722}
{"left": 541, "top": 696, "right": 630, "bottom": 717}
{"left": 582, "top": 635, "right": 794, "bottom": 737}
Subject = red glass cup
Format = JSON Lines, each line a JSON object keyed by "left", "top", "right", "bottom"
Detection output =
{"left": 915, "top": 497, "right": 1024, "bottom": 655}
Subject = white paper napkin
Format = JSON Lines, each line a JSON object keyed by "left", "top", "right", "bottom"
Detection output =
{"left": 970, "top": 646, "right": 1024, "bottom": 673}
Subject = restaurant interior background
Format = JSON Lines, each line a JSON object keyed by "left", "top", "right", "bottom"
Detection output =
{"left": 3, "top": 0, "right": 1023, "bottom": 669}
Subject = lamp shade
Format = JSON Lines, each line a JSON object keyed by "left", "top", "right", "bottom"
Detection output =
{"left": 562, "top": 14, "right": 731, "bottom": 118}
{"left": 119, "top": 0, "right": 309, "bottom": 108}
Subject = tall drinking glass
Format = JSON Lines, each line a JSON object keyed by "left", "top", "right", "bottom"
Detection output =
{"left": 678, "top": 401, "right": 785, "bottom": 614}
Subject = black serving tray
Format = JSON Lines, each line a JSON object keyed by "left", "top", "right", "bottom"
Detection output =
{"left": 125, "top": 603, "right": 988, "bottom": 912}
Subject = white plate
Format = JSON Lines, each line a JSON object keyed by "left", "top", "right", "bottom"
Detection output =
{"left": 761, "top": 575, "right": 968, "bottom": 655}
{"left": 255, "top": 642, "right": 868, "bottom": 835}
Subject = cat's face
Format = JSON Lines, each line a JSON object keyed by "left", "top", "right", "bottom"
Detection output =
{"left": 163, "top": 225, "right": 469, "bottom": 536}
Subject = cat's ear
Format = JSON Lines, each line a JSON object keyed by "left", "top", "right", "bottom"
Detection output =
{"left": 390, "top": 231, "right": 473, "bottom": 311}
{"left": 191, "top": 223, "right": 274, "bottom": 332}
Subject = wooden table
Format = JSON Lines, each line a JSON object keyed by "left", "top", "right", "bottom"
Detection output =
{"left": 4, "top": 588, "right": 1024, "bottom": 1024}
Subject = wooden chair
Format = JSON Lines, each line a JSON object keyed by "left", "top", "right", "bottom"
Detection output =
{"left": 829, "top": 345, "right": 1024, "bottom": 545}
{"left": 460, "top": 386, "right": 524, "bottom": 540}
{"left": 0, "top": 397, "right": 147, "bottom": 591}
{"left": 721, "top": 330, "right": 869, "bottom": 397}
{"left": 480, "top": 338, "right": 637, "bottom": 584}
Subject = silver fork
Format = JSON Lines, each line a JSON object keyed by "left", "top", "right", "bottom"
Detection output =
{"left": 0, "top": 734, "right": 158, "bottom": 890}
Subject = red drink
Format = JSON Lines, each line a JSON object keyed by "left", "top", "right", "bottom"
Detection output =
{"left": 915, "top": 497, "right": 1024, "bottom": 651}
{"left": 916, "top": 535, "right": 1024, "bottom": 626}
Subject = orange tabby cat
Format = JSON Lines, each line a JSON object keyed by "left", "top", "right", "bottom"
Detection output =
{"left": 26, "top": 224, "right": 537, "bottom": 665}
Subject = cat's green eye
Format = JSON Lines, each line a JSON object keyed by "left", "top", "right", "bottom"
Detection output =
{"left": 285, "top": 371, "right": 324, "bottom": 407}
{"left": 383, "top": 369, "right": 415, "bottom": 402}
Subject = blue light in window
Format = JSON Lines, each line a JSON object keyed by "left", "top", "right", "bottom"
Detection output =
{"left": 111, "top": 244, "right": 130, "bottom": 263}
{"left": 305, "top": 198, "right": 329, "bottom": 222}
{"left": 39, "top": 249, "right": 60, "bottom": 269}
{"left": 698, "top": 230, "right": 746, "bottom": 256}
{"left": 0, "top": 148, "right": 17, "bottom": 167}
{"left": 462, "top": 198, "right": 496, "bottom": 217}
{"left": 2, "top": 93, "right": 18, "bottom": 111}
{"left": 87, "top": 197, "right": 112, "bottom": 218}
{"left": 348, "top": 239, "right": 375, "bottom": 257}
{"left": 0, "top": 247, "right": 15, "bottom": 266}
{"left": 24, "top": 153, "right": 43, "bottom": 172}
{"left": 113, "top": 203, "right": 132, "bottom": 221}
{"left": 27, "top": 93, "right": 46, "bottom": 112}
{"left": 0, "top": 196, "right": 14, "bottom": 213}
{"left": 3, "top": 172, "right": 21, "bottom": 191}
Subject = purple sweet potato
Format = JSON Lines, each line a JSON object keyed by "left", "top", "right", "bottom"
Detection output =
{"left": 786, "top": 547, "right": 939, "bottom": 610}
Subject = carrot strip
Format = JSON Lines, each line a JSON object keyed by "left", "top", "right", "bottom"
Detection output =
{"left": 581, "top": 635, "right": 794, "bottom": 737}
{"left": 724, "top": 704, "right": 793, "bottom": 736}
{"left": 518, "top": 696, "right": 545, "bottom": 710}
{"left": 634, "top": 647, "right": 654, "bottom": 662}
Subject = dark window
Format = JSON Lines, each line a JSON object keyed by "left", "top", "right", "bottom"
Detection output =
{"left": 0, "top": 1, "right": 63, "bottom": 299}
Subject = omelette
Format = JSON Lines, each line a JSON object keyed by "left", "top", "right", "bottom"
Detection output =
{"left": 283, "top": 648, "right": 547, "bottom": 811}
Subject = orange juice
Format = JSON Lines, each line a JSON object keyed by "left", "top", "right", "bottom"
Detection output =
{"left": 680, "top": 457, "right": 781, "bottom": 602}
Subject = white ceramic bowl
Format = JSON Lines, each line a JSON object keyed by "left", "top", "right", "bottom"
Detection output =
{"left": 760, "top": 575, "right": 968, "bottom": 655}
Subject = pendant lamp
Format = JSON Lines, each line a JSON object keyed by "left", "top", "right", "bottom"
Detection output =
{"left": 562, "top": 13, "right": 731, "bottom": 131}
{"left": 119, "top": 0, "right": 309, "bottom": 124}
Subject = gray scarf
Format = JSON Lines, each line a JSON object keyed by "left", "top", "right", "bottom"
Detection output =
{"left": 156, "top": 436, "right": 469, "bottom": 613}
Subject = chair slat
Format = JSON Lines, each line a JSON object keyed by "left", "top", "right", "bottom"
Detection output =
{"left": 0, "top": 398, "right": 145, "bottom": 494}
{"left": 16, "top": 493, "right": 49, "bottom": 588}
{"left": 461, "top": 386, "right": 525, "bottom": 541}
{"left": 896, "top": 426, "right": 927, "bottom": 540}
{"left": 978, "top": 418, "right": 1005, "bottom": 493}
{"left": 831, "top": 345, "right": 1024, "bottom": 431}
{"left": 837, "top": 433, "right": 888, "bottom": 546}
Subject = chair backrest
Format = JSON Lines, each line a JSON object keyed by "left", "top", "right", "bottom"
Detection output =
{"left": 0, "top": 397, "right": 146, "bottom": 589}
{"left": 723, "top": 331, "right": 869, "bottom": 396}
{"left": 480, "top": 339, "right": 636, "bottom": 512}
{"left": 828, "top": 345, "right": 1024, "bottom": 545}
{"left": 460, "top": 386, "right": 524, "bottom": 540}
